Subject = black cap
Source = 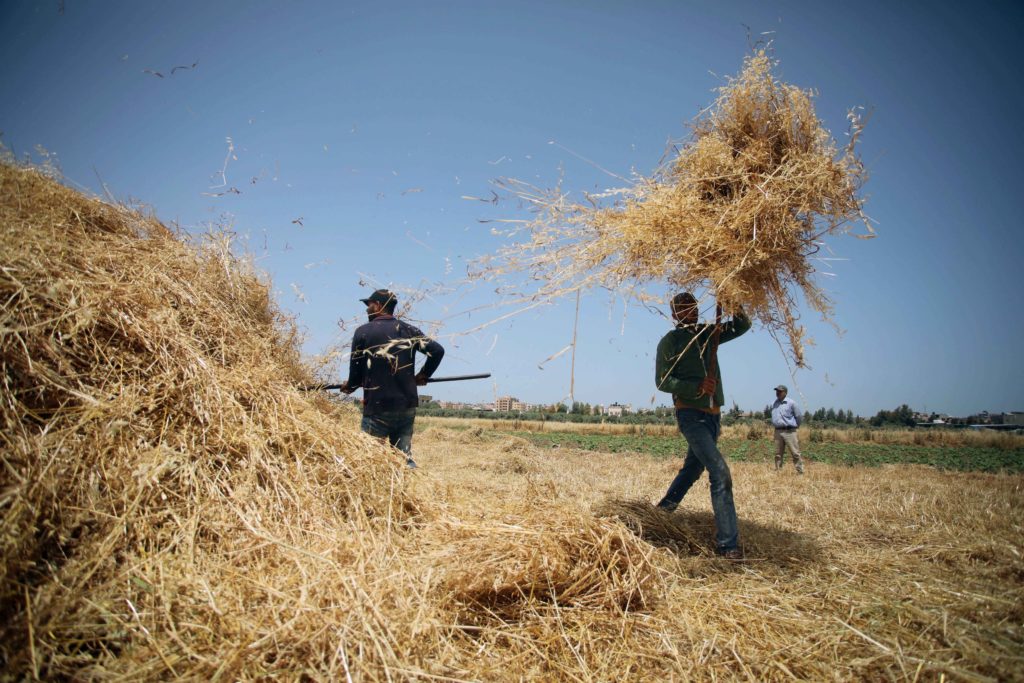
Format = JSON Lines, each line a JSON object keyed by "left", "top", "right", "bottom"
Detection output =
{"left": 360, "top": 289, "right": 397, "bottom": 307}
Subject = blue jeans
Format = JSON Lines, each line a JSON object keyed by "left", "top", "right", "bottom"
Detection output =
{"left": 657, "top": 409, "right": 739, "bottom": 551}
{"left": 361, "top": 409, "right": 416, "bottom": 464}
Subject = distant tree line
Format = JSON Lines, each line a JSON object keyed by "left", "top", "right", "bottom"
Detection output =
{"left": 759, "top": 404, "right": 864, "bottom": 426}
{"left": 418, "top": 407, "right": 678, "bottom": 426}
{"left": 866, "top": 404, "right": 917, "bottom": 427}
{"left": 421, "top": 400, "right": 926, "bottom": 429}
{"left": 757, "top": 402, "right": 919, "bottom": 428}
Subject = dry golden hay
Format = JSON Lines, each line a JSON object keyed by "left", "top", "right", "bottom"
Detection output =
{"left": 0, "top": 159, "right": 418, "bottom": 678}
{"left": 411, "top": 429, "right": 1024, "bottom": 682}
{"left": 418, "top": 425, "right": 455, "bottom": 441}
{"left": 495, "top": 435, "right": 534, "bottom": 452}
{"left": 473, "top": 50, "right": 871, "bottom": 366}
{"left": 6, "top": 156, "right": 1019, "bottom": 681}
{"left": 593, "top": 498, "right": 706, "bottom": 555}
{"left": 488, "top": 454, "right": 538, "bottom": 476}
{"left": 455, "top": 425, "right": 487, "bottom": 442}
{"left": 1, "top": 159, "right": 671, "bottom": 681}
{"left": 420, "top": 425, "right": 487, "bottom": 444}
{"left": 430, "top": 509, "right": 662, "bottom": 624}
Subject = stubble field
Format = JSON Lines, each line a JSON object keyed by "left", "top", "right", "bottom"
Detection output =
{"left": 407, "top": 423, "right": 1024, "bottom": 680}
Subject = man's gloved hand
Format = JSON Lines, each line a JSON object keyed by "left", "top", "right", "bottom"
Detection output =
{"left": 415, "top": 373, "right": 429, "bottom": 386}
{"left": 697, "top": 375, "right": 717, "bottom": 398}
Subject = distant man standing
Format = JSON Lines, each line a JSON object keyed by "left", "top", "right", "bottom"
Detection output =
{"left": 655, "top": 292, "right": 751, "bottom": 560}
{"left": 771, "top": 385, "right": 804, "bottom": 473}
{"left": 341, "top": 290, "right": 444, "bottom": 468}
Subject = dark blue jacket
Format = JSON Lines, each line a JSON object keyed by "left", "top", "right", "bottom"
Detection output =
{"left": 346, "top": 314, "right": 444, "bottom": 415}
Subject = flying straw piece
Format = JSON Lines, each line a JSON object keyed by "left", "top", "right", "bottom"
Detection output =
{"left": 538, "top": 344, "right": 573, "bottom": 370}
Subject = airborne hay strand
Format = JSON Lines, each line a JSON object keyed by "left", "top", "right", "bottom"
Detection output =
{"left": 474, "top": 50, "right": 870, "bottom": 366}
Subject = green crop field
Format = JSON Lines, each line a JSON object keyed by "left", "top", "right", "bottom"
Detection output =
{"left": 496, "top": 430, "right": 1024, "bottom": 473}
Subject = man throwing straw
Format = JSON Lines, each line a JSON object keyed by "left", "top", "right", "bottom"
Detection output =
{"left": 654, "top": 292, "right": 751, "bottom": 559}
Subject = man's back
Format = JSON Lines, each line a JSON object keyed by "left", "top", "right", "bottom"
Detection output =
{"left": 348, "top": 315, "right": 444, "bottom": 414}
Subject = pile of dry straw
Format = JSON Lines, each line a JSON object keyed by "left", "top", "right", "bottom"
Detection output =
{"left": 0, "top": 160, "right": 658, "bottom": 679}
{"left": 475, "top": 51, "right": 870, "bottom": 366}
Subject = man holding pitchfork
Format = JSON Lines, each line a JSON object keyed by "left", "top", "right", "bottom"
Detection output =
{"left": 340, "top": 289, "right": 445, "bottom": 469}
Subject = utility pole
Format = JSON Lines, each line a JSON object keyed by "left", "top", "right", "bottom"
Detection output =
{"left": 569, "top": 289, "right": 581, "bottom": 409}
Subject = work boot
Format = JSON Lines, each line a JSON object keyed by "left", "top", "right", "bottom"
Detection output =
{"left": 406, "top": 458, "right": 417, "bottom": 469}
{"left": 717, "top": 547, "right": 744, "bottom": 560}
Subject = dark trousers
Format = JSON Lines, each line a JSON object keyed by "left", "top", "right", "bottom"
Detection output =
{"left": 657, "top": 409, "right": 739, "bottom": 551}
{"left": 361, "top": 409, "right": 416, "bottom": 463}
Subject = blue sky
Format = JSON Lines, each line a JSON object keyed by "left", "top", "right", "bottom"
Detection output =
{"left": 2, "top": 0, "right": 1022, "bottom": 417}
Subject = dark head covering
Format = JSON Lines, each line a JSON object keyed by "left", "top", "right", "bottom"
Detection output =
{"left": 360, "top": 289, "right": 397, "bottom": 311}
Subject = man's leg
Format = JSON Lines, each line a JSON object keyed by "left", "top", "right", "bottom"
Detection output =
{"left": 674, "top": 410, "right": 739, "bottom": 553}
{"left": 783, "top": 431, "right": 804, "bottom": 473}
{"left": 773, "top": 431, "right": 785, "bottom": 470}
{"left": 361, "top": 413, "right": 388, "bottom": 439}
{"left": 657, "top": 444, "right": 704, "bottom": 511}
{"left": 361, "top": 411, "right": 417, "bottom": 468}
{"left": 389, "top": 409, "right": 417, "bottom": 468}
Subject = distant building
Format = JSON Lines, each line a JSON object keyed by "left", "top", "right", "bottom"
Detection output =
{"left": 511, "top": 401, "right": 531, "bottom": 412}
{"left": 1002, "top": 412, "right": 1024, "bottom": 426}
{"left": 606, "top": 402, "right": 630, "bottom": 417}
{"left": 495, "top": 396, "right": 518, "bottom": 412}
{"left": 438, "top": 400, "right": 468, "bottom": 410}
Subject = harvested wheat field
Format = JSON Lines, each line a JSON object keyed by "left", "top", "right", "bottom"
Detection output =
{"left": 414, "top": 428, "right": 1024, "bottom": 681}
{"left": 2, "top": 160, "right": 1022, "bottom": 682}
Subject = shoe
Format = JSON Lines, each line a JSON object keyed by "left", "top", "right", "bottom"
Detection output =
{"left": 655, "top": 501, "right": 677, "bottom": 513}
{"left": 406, "top": 458, "right": 418, "bottom": 469}
{"left": 796, "top": 468, "right": 804, "bottom": 475}
{"left": 717, "top": 547, "right": 744, "bottom": 560}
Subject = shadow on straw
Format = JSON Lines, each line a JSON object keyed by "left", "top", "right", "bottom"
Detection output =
{"left": 594, "top": 498, "right": 821, "bottom": 568}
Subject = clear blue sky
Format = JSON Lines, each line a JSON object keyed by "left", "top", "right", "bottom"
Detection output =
{"left": 2, "top": 0, "right": 1022, "bottom": 417}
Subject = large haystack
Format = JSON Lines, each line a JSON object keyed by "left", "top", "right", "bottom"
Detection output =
{"left": 474, "top": 51, "right": 871, "bottom": 366}
{"left": 0, "top": 160, "right": 661, "bottom": 680}
{"left": 0, "top": 160, "right": 412, "bottom": 677}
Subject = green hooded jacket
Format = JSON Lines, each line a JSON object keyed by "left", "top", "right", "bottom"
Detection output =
{"left": 655, "top": 312, "right": 751, "bottom": 410}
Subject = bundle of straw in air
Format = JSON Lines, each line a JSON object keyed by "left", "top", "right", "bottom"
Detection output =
{"left": 475, "top": 50, "right": 871, "bottom": 365}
